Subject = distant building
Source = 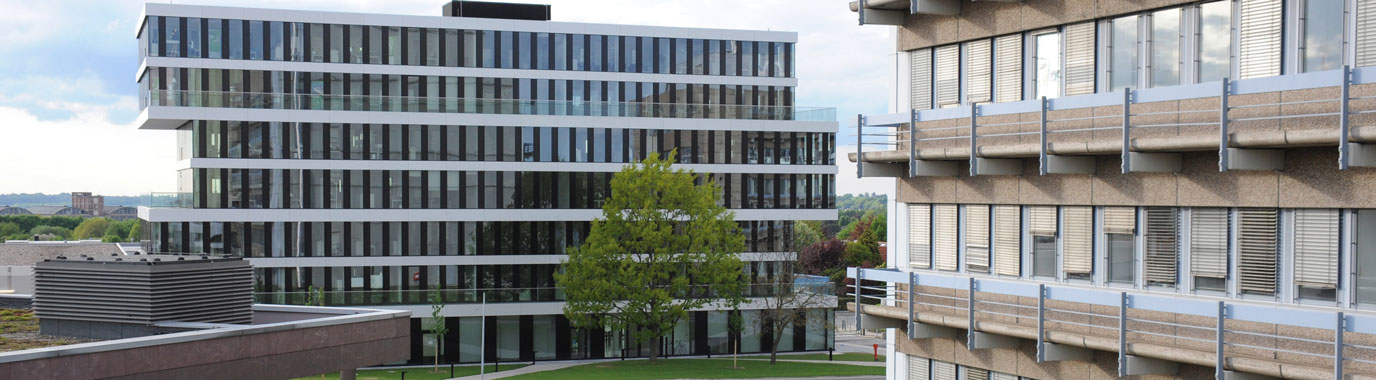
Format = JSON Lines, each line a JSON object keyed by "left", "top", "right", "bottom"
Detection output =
{"left": 24, "top": 206, "right": 89, "bottom": 217}
{"left": 101, "top": 206, "right": 138, "bottom": 221}
{"left": 70, "top": 192, "right": 104, "bottom": 215}
{"left": 0, "top": 207, "right": 30, "bottom": 216}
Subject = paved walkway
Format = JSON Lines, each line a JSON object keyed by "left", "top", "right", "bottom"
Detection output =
{"left": 448, "top": 360, "right": 597, "bottom": 380}
{"left": 678, "top": 377, "right": 882, "bottom": 380}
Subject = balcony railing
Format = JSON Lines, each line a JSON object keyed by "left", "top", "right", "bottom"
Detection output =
{"left": 141, "top": 192, "right": 192, "bottom": 208}
{"left": 143, "top": 89, "right": 837, "bottom": 122}
{"left": 847, "top": 267, "right": 1376, "bottom": 379}
{"left": 254, "top": 282, "right": 834, "bottom": 307}
{"left": 855, "top": 65, "right": 1376, "bottom": 177}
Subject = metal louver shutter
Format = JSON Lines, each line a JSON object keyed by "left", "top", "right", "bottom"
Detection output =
{"left": 994, "top": 205, "right": 1021, "bottom": 276}
{"left": 1104, "top": 207, "right": 1137, "bottom": 234}
{"left": 1359, "top": 0, "right": 1376, "bottom": 67}
{"left": 1294, "top": 209, "right": 1340, "bottom": 288}
{"left": 967, "top": 205, "right": 991, "bottom": 272}
{"left": 910, "top": 204, "right": 932, "bottom": 269}
{"left": 1238, "top": 208, "right": 1279, "bottom": 295}
{"left": 933, "top": 361, "right": 957, "bottom": 380}
{"left": 965, "top": 367, "right": 990, "bottom": 380}
{"left": 934, "top": 204, "right": 959, "bottom": 271}
{"left": 1062, "top": 206, "right": 1093, "bottom": 274}
{"left": 1239, "top": 0, "right": 1283, "bottom": 79}
{"left": 908, "top": 355, "right": 930, "bottom": 380}
{"left": 911, "top": 48, "right": 933, "bottom": 111}
{"left": 1063, "top": 22, "right": 1097, "bottom": 96}
{"left": 966, "top": 39, "right": 993, "bottom": 104}
{"left": 1191, "top": 208, "right": 1229, "bottom": 279}
{"left": 990, "top": 373, "right": 1018, "bottom": 380}
{"left": 994, "top": 35, "right": 1023, "bottom": 103}
{"left": 1029, "top": 206, "right": 1058, "bottom": 236}
{"left": 1144, "top": 207, "right": 1179, "bottom": 286}
{"left": 934, "top": 45, "right": 961, "bottom": 108}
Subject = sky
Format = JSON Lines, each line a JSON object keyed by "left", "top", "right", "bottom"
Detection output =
{"left": 0, "top": 0, "right": 895, "bottom": 197}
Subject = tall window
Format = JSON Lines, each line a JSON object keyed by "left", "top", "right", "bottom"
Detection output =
{"left": 1109, "top": 15, "right": 1139, "bottom": 92}
{"left": 1294, "top": 209, "right": 1339, "bottom": 302}
{"left": 1029, "top": 206, "right": 1058, "bottom": 278}
{"left": 1302, "top": 0, "right": 1345, "bottom": 72}
{"left": 1062, "top": 207, "right": 1093, "bottom": 281}
{"left": 1150, "top": 8, "right": 1182, "bottom": 87}
{"left": 966, "top": 205, "right": 991, "bottom": 273}
{"left": 1104, "top": 207, "right": 1137, "bottom": 285}
{"left": 1357, "top": 210, "right": 1376, "bottom": 305}
{"left": 1191, "top": 208, "right": 1229, "bottom": 292}
{"left": 1143, "top": 207, "right": 1178, "bottom": 288}
{"left": 909, "top": 204, "right": 931, "bottom": 269}
{"left": 1033, "top": 32, "right": 1063, "bottom": 99}
{"left": 1198, "top": 1, "right": 1232, "bottom": 82}
{"left": 1238, "top": 208, "right": 1279, "bottom": 297}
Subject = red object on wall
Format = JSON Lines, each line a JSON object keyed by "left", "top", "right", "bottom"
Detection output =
{"left": 413, "top": 272, "right": 420, "bottom": 281}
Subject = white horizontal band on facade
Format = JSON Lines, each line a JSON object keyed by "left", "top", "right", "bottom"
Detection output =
{"left": 245, "top": 251, "right": 796, "bottom": 268}
{"left": 141, "top": 57, "right": 799, "bottom": 88}
{"left": 186, "top": 157, "right": 840, "bottom": 175}
{"left": 140, "top": 4, "right": 798, "bottom": 43}
{"left": 138, "top": 106, "right": 838, "bottom": 133}
{"left": 138, "top": 207, "right": 839, "bottom": 223}
{"left": 376, "top": 295, "right": 836, "bottom": 318}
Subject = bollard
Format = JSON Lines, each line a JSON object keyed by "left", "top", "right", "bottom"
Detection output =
{"left": 450, "top": 363, "right": 454, "bottom": 378}
{"left": 873, "top": 344, "right": 879, "bottom": 361}
{"left": 399, "top": 371, "right": 406, "bottom": 380}
{"left": 829, "top": 348, "right": 834, "bottom": 361}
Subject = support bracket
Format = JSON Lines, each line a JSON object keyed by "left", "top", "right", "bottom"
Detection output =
{"left": 912, "top": 160, "right": 960, "bottom": 176}
{"left": 858, "top": 0, "right": 905, "bottom": 25}
{"left": 1125, "top": 355, "right": 1180, "bottom": 376}
{"left": 1041, "top": 342, "right": 1093, "bottom": 361}
{"left": 860, "top": 162, "right": 908, "bottom": 178}
{"left": 1223, "top": 148, "right": 1284, "bottom": 171}
{"left": 1045, "top": 155, "right": 1095, "bottom": 174}
{"left": 969, "top": 332, "right": 1020, "bottom": 349}
{"left": 1348, "top": 143, "right": 1376, "bottom": 167}
{"left": 860, "top": 313, "right": 907, "bottom": 330}
{"left": 973, "top": 158, "right": 1022, "bottom": 176}
{"left": 910, "top": 321, "right": 959, "bottom": 339}
{"left": 1125, "top": 152, "right": 1182, "bottom": 173}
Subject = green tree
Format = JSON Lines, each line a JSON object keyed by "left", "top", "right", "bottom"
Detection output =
{"left": 73, "top": 218, "right": 111, "bottom": 240}
{"left": 104, "top": 220, "right": 136, "bottom": 242}
{"left": 127, "top": 222, "right": 141, "bottom": 242}
{"left": 0, "top": 222, "right": 20, "bottom": 238}
{"left": 429, "top": 288, "right": 448, "bottom": 372}
{"left": 793, "top": 221, "right": 822, "bottom": 253}
{"left": 555, "top": 151, "right": 746, "bottom": 362}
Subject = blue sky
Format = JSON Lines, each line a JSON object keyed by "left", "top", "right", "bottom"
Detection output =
{"left": 0, "top": 0, "right": 895, "bottom": 197}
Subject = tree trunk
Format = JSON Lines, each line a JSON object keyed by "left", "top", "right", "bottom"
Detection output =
{"left": 769, "top": 328, "right": 781, "bottom": 365}
{"left": 649, "top": 336, "right": 662, "bottom": 362}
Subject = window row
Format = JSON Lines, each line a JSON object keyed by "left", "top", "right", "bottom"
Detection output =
{"left": 180, "top": 121, "right": 834, "bottom": 166}
{"left": 144, "top": 68, "right": 797, "bottom": 120}
{"left": 908, "top": 355, "right": 1029, "bottom": 380}
{"left": 906, "top": 204, "right": 1372, "bottom": 308}
{"left": 182, "top": 168, "right": 835, "bottom": 210}
{"left": 146, "top": 220, "right": 797, "bottom": 257}
{"left": 910, "top": 0, "right": 1367, "bottom": 109}
{"left": 141, "top": 16, "right": 794, "bottom": 77}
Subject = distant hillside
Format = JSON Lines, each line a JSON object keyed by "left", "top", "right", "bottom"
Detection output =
{"left": 0, "top": 193, "right": 143, "bottom": 207}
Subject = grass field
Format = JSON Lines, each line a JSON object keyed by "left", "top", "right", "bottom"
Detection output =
{"left": 739, "top": 353, "right": 884, "bottom": 362}
{"left": 292, "top": 364, "right": 528, "bottom": 380}
{"left": 501, "top": 358, "right": 882, "bottom": 380}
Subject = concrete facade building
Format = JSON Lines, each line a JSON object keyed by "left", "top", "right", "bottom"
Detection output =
{"left": 71, "top": 192, "right": 104, "bottom": 215}
{"left": 848, "top": 0, "right": 1376, "bottom": 379}
{"left": 134, "top": 1, "right": 838, "bottom": 366}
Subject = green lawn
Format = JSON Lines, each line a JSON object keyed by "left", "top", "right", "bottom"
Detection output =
{"left": 502, "top": 358, "right": 882, "bottom": 380}
{"left": 293, "top": 364, "right": 528, "bottom": 380}
{"left": 739, "top": 353, "right": 884, "bottom": 362}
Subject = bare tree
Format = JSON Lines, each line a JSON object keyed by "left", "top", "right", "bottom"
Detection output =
{"left": 753, "top": 253, "right": 837, "bottom": 364}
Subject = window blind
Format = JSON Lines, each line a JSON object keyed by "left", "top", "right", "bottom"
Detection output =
{"left": 932, "top": 360, "right": 957, "bottom": 380}
{"left": 907, "top": 355, "right": 929, "bottom": 380}
{"left": 934, "top": 45, "right": 961, "bottom": 108}
{"left": 910, "top": 204, "right": 931, "bottom": 269}
{"left": 1191, "top": 208, "right": 1229, "bottom": 279}
{"left": 1359, "top": 0, "right": 1376, "bottom": 67}
{"left": 1062, "top": 206, "right": 1093, "bottom": 275}
{"left": 1103, "top": 207, "right": 1137, "bottom": 234}
{"left": 965, "top": 367, "right": 990, "bottom": 380}
{"left": 1064, "top": 22, "right": 1097, "bottom": 96}
{"left": 967, "top": 205, "right": 991, "bottom": 272}
{"left": 1145, "top": 207, "right": 1179, "bottom": 286}
{"left": 994, "top": 205, "right": 1021, "bottom": 276}
{"left": 1294, "top": 209, "right": 1340, "bottom": 289}
{"left": 990, "top": 373, "right": 1018, "bottom": 380}
{"left": 1239, "top": 0, "right": 1283, "bottom": 79}
{"left": 966, "top": 39, "right": 993, "bottom": 104}
{"left": 934, "top": 204, "right": 959, "bottom": 271}
{"left": 1238, "top": 208, "right": 1279, "bottom": 295}
{"left": 1029, "top": 206, "right": 1058, "bottom": 236}
{"left": 994, "top": 35, "right": 1022, "bottom": 103}
{"left": 911, "top": 48, "right": 933, "bottom": 111}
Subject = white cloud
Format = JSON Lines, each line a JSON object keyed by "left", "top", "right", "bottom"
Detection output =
{"left": 0, "top": 105, "right": 176, "bottom": 196}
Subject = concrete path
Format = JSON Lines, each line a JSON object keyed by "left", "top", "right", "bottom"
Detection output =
{"left": 447, "top": 360, "right": 593, "bottom": 380}
{"left": 737, "top": 358, "right": 885, "bottom": 367}
{"left": 676, "top": 377, "right": 883, "bottom": 380}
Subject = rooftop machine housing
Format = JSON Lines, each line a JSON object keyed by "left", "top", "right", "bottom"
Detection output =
{"left": 32, "top": 255, "right": 253, "bottom": 339}
{"left": 443, "top": 0, "right": 551, "bottom": 21}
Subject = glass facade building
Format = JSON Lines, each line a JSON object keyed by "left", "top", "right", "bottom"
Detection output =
{"left": 137, "top": 3, "right": 837, "bottom": 365}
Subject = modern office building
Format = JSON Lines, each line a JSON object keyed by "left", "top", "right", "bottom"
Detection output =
{"left": 849, "top": 0, "right": 1376, "bottom": 379}
{"left": 133, "top": 1, "right": 838, "bottom": 365}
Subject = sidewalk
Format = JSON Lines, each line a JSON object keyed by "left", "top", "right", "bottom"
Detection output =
{"left": 447, "top": 360, "right": 596, "bottom": 380}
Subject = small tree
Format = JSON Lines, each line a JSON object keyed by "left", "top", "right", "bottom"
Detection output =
{"left": 429, "top": 288, "right": 448, "bottom": 372}
{"left": 755, "top": 254, "right": 836, "bottom": 364}
{"left": 304, "top": 285, "right": 325, "bottom": 307}
{"left": 73, "top": 218, "right": 111, "bottom": 240}
{"left": 556, "top": 151, "right": 746, "bottom": 362}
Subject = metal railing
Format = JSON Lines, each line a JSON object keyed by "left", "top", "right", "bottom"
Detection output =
{"left": 143, "top": 89, "right": 837, "bottom": 122}
{"left": 855, "top": 65, "right": 1376, "bottom": 177}
{"left": 847, "top": 267, "right": 1368, "bottom": 379}
{"left": 142, "top": 192, "right": 193, "bottom": 208}
{"left": 245, "top": 282, "right": 833, "bottom": 306}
